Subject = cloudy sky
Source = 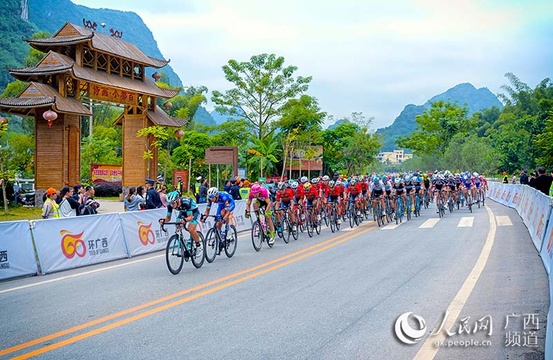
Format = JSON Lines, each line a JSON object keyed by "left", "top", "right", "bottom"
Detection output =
{"left": 72, "top": 0, "right": 553, "bottom": 129}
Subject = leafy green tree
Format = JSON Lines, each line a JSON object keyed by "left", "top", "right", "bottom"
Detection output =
{"left": 81, "top": 125, "right": 121, "bottom": 181}
{"left": 322, "top": 120, "right": 359, "bottom": 174}
{"left": 534, "top": 111, "right": 553, "bottom": 170}
{"left": 246, "top": 133, "right": 280, "bottom": 178}
{"left": 171, "top": 130, "right": 213, "bottom": 187}
{"left": 397, "top": 101, "right": 471, "bottom": 157}
{"left": 212, "top": 53, "right": 312, "bottom": 139}
{"left": 443, "top": 133, "right": 499, "bottom": 174}
{"left": 165, "top": 86, "right": 208, "bottom": 128}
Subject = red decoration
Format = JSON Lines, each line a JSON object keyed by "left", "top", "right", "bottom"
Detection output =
{"left": 163, "top": 102, "right": 172, "bottom": 110}
{"left": 43, "top": 110, "right": 58, "bottom": 128}
{"left": 174, "top": 129, "right": 184, "bottom": 140}
{"left": 152, "top": 72, "right": 161, "bottom": 81}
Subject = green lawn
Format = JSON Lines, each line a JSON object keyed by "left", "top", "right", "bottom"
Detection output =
{"left": 0, "top": 206, "right": 43, "bottom": 222}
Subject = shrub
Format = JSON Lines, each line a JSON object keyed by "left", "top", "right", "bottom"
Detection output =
{"left": 94, "top": 181, "right": 122, "bottom": 197}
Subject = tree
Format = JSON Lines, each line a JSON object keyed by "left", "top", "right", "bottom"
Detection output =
{"left": 171, "top": 130, "right": 213, "bottom": 189}
{"left": 212, "top": 53, "right": 312, "bottom": 139}
{"left": 246, "top": 133, "right": 280, "bottom": 178}
{"left": 397, "top": 101, "right": 471, "bottom": 157}
{"left": 165, "top": 86, "right": 208, "bottom": 128}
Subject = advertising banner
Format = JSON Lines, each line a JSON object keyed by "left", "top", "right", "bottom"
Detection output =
{"left": 120, "top": 208, "right": 169, "bottom": 257}
{"left": 90, "top": 164, "right": 123, "bottom": 184}
{"left": 0, "top": 221, "right": 38, "bottom": 280}
{"left": 32, "top": 214, "right": 128, "bottom": 274}
{"left": 540, "top": 210, "right": 553, "bottom": 275}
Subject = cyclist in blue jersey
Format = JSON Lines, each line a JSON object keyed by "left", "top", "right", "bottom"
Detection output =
{"left": 202, "top": 187, "right": 236, "bottom": 237}
{"left": 159, "top": 191, "right": 202, "bottom": 247}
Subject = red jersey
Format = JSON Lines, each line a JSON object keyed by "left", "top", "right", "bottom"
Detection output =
{"left": 293, "top": 186, "right": 305, "bottom": 200}
{"left": 318, "top": 182, "right": 329, "bottom": 196}
{"left": 348, "top": 182, "right": 362, "bottom": 196}
{"left": 276, "top": 188, "right": 294, "bottom": 203}
{"left": 361, "top": 181, "right": 369, "bottom": 192}
{"left": 325, "top": 186, "right": 343, "bottom": 198}
{"left": 305, "top": 186, "right": 319, "bottom": 201}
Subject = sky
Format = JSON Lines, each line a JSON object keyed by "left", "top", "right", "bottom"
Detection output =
{"left": 71, "top": 0, "right": 553, "bottom": 129}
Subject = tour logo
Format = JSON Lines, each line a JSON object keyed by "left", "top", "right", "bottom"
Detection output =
{"left": 394, "top": 312, "right": 427, "bottom": 345}
{"left": 60, "top": 230, "right": 86, "bottom": 259}
{"left": 137, "top": 222, "right": 155, "bottom": 246}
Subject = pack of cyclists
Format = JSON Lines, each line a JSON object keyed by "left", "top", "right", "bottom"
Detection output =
{"left": 160, "top": 170, "right": 488, "bottom": 262}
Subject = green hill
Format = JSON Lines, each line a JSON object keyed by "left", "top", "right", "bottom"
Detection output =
{"left": 376, "top": 83, "right": 503, "bottom": 151}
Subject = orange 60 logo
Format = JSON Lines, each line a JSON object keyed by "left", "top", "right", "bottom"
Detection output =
{"left": 137, "top": 222, "right": 155, "bottom": 246}
{"left": 60, "top": 230, "right": 86, "bottom": 259}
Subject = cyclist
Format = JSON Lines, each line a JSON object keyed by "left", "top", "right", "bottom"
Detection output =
{"left": 159, "top": 191, "right": 202, "bottom": 248}
{"left": 325, "top": 180, "right": 344, "bottom": 224}
{"left": 304, "top": 182, "right": 321, "bottom": 221}
{"left": 370, "top": 176, "right": 386, "bottom": 217}
{"left": 245, "top": 183, "right": 275, "bottom": 244}
{"left": 202, "top": 187, "right": 235, "bottom": 238}
{"left": 275, "top": 182, "right": 297, "bottom": 231}
{"left": 347, "top": 178, "right": 363, "bottom": 216}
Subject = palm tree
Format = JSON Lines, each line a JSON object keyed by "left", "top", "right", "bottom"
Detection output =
{"left": 247, "top": 133, "right": 279, "bottom": 178}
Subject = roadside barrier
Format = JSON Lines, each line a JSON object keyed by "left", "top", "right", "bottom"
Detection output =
{"left": 487, "top": 182, "right": 553, "bottom": 359}
{"left": 0, "top": 200, "right": 251, "bottom": 280}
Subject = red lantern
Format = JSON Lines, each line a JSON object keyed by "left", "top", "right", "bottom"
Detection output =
{"left": 0, "top": 116, "right": 7, "bottom": 131}
{"left": 42, "top": 110, "right": 58, "bottom": 128}
{"left": 163, "top": 102, "right": 172, "bottom": 110}
{"left": 174, "top": 129, "right": 184, "bottom": 140}
{"left": 152, "top": 72, "right": 161, "bottom": 81}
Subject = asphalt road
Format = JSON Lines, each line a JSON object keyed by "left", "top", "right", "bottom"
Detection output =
{"left": 0, "top": 200, "right": 547, "bottom": 360}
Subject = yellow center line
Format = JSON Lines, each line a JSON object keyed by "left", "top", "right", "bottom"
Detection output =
{"left": 3, "top": 223, "right": 376, "bottom": 358}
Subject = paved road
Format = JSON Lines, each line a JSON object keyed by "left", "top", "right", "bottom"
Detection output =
{"left": 0, "top": 200, "right": 547, "bottom": 359}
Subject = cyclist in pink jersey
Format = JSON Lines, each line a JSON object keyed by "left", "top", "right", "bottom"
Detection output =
{"left": 245, "top": 183, "right": 276, "bottom": 244}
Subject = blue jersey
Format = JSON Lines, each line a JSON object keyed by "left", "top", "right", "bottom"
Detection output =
{"left": 207, "top": 191, "right": 236, "bottom": 215}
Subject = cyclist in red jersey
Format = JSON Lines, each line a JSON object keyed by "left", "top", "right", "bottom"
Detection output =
{"left": 325, "top": 180, "right": 344, "bottom": 223}
{"left": 347, "top": 178, "right": 363, "bottom": 215}
{"left": 275, "top": 182, "right": 296, "bottom": 230}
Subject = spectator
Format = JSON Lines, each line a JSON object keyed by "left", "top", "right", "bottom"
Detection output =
{"left": 81, "top": 186, "right": 100, "bottom": 215}
{"left": 42, "top": 187, "right": 60, "bottom": 219}
{"left": 159, "top": 185, "right": 168, "bottom": 207}
{"left": 533, "top": 167, "right": 553, "bottom": 195}
{"left": 13, "top": 182, "right": 20, "bottom": 206}
{"left": 198, "top": 179, "right": 208, "bottom": 203}
{"left": 511, "top": 174, "right": 517, "bottom": 184}
{"left": 175, "top": 175, "right": 184, "bottom": 195}
{"left": 124, "top": 187, "right": 145, "bottom": 211}
{"left": 223, "top": 179, "right": 232, "bottom": 193}
{"left": 520, "top": 170, "right": 529, "bottom": 185}
{"left": 136, "top": 185, "right": 147, "bottom": 210}
{"left": 194, "top": 176, "right": 203, "bottom": 202}
{"left": 502, "top": 171, "right": 508, "bottom": 184}
{"left": 229, "top": 178, "right": 241, "bottom": 200}
{"left": 529, "top": 171, "right": 538, "bottom": 188}
{"left": 156, "top": 175, "right": 164, "bottom": 191}
{"left": 58, "top": 186, "right": 80, "bottom": 217}
{"left": 145, "top": 178, "right": 162, "bottom": 209}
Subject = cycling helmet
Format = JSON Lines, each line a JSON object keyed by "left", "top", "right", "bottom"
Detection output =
{"left": 322, "top": 175, "right": 330, "bottom": 181}
{"left": 328, "top": 180, "right": 335, "bottom": 187}
{"left": 277, "top": 182, "right": 286, "bottom": 190}
{"left": 250, "top": 184, "right": 261, "bottom": 196}
{"left": 300, "top": 176, "right": 308, "bottom": 183}
{"left": 394, "top": 178, "right": 401, "bottom": 185}
{"left": 311, "top": 178, "right": 319, "bottom": 184}
{"left": 291, "top": 181, "right": 299, "bottom": 189}
{"left": 336, "top": 180, "right": 342, "bottom": 186}
{"left": 166, "top": 191, "right": 179, "bottom": 205}
{"left": 350, "top": 178, "right": 357, "bottom": 185}
{"left": 303, "top": 183, "right": 311, "bottom": 190}
{"left": 207, "top": 187, "right": 218, "bottom": 198}
{"left": 473, "top": 172, "right": 479, "bottom": 177}
{"left": 372, "top": 176, "right": 379, "bottom": 184}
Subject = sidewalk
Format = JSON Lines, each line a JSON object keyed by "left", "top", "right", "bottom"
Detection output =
{"left": 96, "top": 199, "right": 124, "bottom": 214}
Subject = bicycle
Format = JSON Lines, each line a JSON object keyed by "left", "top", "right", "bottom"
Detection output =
{"left": 405, "top": 195, "right": 412, "bottom": 221}
{"left": 328, "top": 201, "right": 341, "bottom": 233}
{"left": 203, "top": 214, "right": 237, "bottom": 263}
{"left": 414, "top": 192, "right": 421, "bottom": 217}
{"left": 372, "top": 197, "right": 384, "bottom": 227}
{"left": 275, "top": 207, "right": 298, "bottom": 243}
{"left": 161, "top": 221, "right": 205, "bottom": 275}
{"left": 249, "top": 208, "right": 274, "bottom": 251}
{"left": 305, "top": 204, "right": 321, "bottom": 237}
{"left": 436, "top": 191, "right": 446, "bottom": 218}
{"left": 394, "top": 195, "right": 405, "bottom": 224}
{"left": 347, "top": 200, "right": 361, "bottom": 228}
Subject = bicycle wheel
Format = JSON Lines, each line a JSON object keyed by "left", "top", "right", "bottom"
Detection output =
{"left": 448, "top": 199, "right": 454, "bottom": 213}
{"left": 191, "top": 232, "right": 205, "bottom": 268}
{"left": 329, "top": 209, "right": 336, "bottom": 233}
{"left": 251, "top": 221, "right": 263, "bottom": 251}
{"left": 281, "top": 218, "right": 290, "bottom": 244}
{"left": 166, "top": 234, "right": 184, "bottom": 275}
{"left": 205, "top": 228, "right": 218, "bottom": 263}
{"left": 406, "top": 199, "right": 412, "bottom": 221}
{"left": 321, "top": 207, "right": 329, "bottom": 227}
{"left": 224, "top": 225, "right": 238, "bottom": 258}
{"left": 307, "top": 211, "right": 314, "bottom": 238}
{"left": 375, "top": 204, "right": 382, "bottom": 227}
{"left": 315, "top": 213, "right": 322, "bottom": 235}
{"left": 291, "top": 219, "right": 299, "bottom": 240}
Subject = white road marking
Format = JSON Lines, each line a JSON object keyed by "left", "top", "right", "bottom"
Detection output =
{"left": 496, "top": 215, "right": 513, "bottom": 226}
{"left": 419, "top": 218, "right": 440, "bottom": 228}
{"left": 382, "top": 223, "right": 400, "bottom": 230}
{"left": 413, "top": 204, "right": 497, "bottom": 359}
{"left": 457, "top": 217, "right": 474, "bottom": 227}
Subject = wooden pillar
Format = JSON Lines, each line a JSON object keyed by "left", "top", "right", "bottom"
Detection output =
{"left": 35, "top": 110, "right": 65, "bottom": 190}
{"left": 122, "top": 113, "right": 157, "bottom": 186}
{"left": 64, "top": 114, "right": 81, "bottom": 186}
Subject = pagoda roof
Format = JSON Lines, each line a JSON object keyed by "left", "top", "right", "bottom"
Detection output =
{"left": 25, "top": 22, "right": 170, "bottom": 69}
{"left": 113, "top": 106, "right": 187, "bottom": 128}
{"left": 0, "top": 82, "right": 92, "bottom": 117}
{"left": 9, "top": 51, "right": 180, "bottom": 99}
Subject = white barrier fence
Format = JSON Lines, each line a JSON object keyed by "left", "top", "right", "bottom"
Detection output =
{"left": 0, "top": 200, "right": 252, "bottom": 280}
{"left": 487, "top": 182, "right": 553, "bottom": 359}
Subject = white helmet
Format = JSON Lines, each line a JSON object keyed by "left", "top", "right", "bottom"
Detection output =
{"left": 207, "top": 187, "right": 218, "bottom": 198}
{"left": 473, "top": 172, "right": 479, "bottom": 177}
{"left": 291, "top": 181, "right": 299, "bottom": 189}
{"left": 311, "top": 178, "right": 319, "bottom": 184}
{"left": 322, "top": 175, "right": 330, "bottom": 181}
{"left": 300, "top": 176, "right": 308, "bottom": 183}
